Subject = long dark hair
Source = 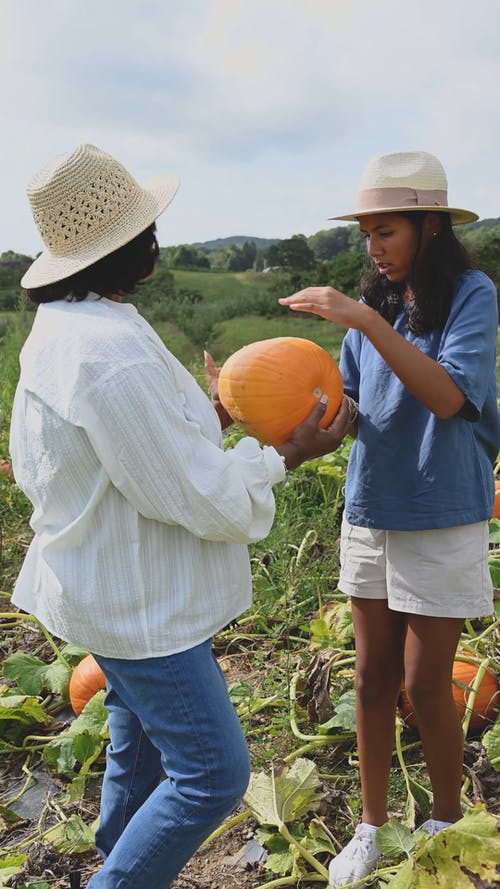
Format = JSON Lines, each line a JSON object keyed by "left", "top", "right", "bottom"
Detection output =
{"left": 361, "top": 212, "right": 473, "bottom": 334}
{"left": 25, "top": 223, "right": 160, "bottom": 305}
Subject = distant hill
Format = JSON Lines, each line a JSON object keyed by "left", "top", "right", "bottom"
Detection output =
{"left": 192, "top": 235, "right": 280, "bottom": 252}
{"left": 463, "top": 217, "right": 500, "bottom": 232}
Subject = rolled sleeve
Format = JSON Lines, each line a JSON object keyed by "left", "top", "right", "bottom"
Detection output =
{"left": 438, "top": 272, "right": 499, "bottom": 420}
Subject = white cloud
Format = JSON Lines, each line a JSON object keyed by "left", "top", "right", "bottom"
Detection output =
{"left": 1, "top": 0, "right": 500, "bottom": 253}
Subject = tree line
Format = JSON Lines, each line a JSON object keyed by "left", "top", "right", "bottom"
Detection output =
{"left": 1, "top": 219, "right": 500, "bottom": 315}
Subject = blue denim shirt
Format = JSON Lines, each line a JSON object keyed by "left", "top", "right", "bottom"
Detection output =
{"left": 340, "top": 270, "right": 500, "bottom": 530}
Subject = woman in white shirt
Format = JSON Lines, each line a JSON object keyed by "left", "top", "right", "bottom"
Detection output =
{"left": 10, "top": 143, "right": 352, "bottom": 889}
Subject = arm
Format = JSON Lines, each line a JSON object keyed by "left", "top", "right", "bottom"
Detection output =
{"left": 279, "top": 287, "right": 466, "bottom": 419}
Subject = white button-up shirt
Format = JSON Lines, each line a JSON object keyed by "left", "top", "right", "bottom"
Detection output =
{"left": 9, "top": 295, "right": 285, "bottom": 658}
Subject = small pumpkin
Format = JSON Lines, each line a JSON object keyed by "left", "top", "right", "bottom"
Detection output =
{"left": 400, "top": 655, "right": 499, "bottom": 734}
{"left": 0, "top": 459, "right": 14, "bottom": 481}
{"left": 218, "top": 337, "right": 344, "bottom": 446}
{"left": 69, "top": 653, "right": 106, "bottom": 715}
{"left": 492, "top": 479, "right": 500, "bottom": 519}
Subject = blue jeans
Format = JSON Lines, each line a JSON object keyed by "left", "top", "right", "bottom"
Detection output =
{"left": 86, "top": 639, "right": 250, "bottom": 888}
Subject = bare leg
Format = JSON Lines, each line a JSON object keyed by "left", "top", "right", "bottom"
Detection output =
{"left": 404, "top": 616, "right": 464, "bottom": 822}
{"left": 351, "top": 599, "right": 407, "bottom": 825}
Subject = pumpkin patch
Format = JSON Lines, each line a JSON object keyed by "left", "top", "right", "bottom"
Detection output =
{"left": 69, "top": 653, "right": 107, "bottom": 715}
{"left": 218, "top": 337, "right": 344, "bottom": 446}
{"left": 400, "top": 656, "right": 499, "bottom": 734}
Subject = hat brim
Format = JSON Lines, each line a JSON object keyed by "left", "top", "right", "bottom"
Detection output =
{"left": 21, "top": 173, "right": 180, "bottom": 289}
{"left": 329, "top": 205, "right": 478, "bottom": 226}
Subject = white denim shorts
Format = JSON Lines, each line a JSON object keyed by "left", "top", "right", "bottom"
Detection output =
{"left": 338, "top": 515, "right": 494, "bottom": 618}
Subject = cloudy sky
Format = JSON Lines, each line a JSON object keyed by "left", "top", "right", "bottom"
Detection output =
{"left": 1, "top": 0, "right": 499, "bottom": 256}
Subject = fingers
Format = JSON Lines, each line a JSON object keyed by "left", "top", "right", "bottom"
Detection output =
{"left": 203, "top": 350, "right": 218, "bottom": 374}
{"left": 278, "top": 288, "right": 315, "bottom": 308}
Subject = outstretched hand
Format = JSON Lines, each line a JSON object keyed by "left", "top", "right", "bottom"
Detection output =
{"left": 203, "top": 351, "right": 234, "bottom": 430}
{"left": 276, "top": 394, "right": 355, "bottom": 471}
{"left": 279, "top": 286, "right": 367, "bottom": 329}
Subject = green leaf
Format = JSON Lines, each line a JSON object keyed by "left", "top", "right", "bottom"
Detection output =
{"left": 309, "top": 600, "right": 354, "bottom": 648}
{"left": 407, "top": 777, "right": 432, "bottom": 821}
{"left": 3, "top": 652, "right": 47, "bottom": 695}
{"left": 42, "top": 736, "right": 76, "bottom": 775}
{"left": 3, "top": 651, "right": 71, "bottom": 698}
{"left": 72, "top": 731, "right": 103, "bottom": 764}
{"left": 0, "top": 804, "right": 24, "bottom": 834}
{"left": 387, "top": 804, "right": 500, "bottom": 887}
{"left": 66, "top": 690, "right": 108, "bottom": 737}
{"left": 488, "top": 518, "right": 500, "bottom": 542}
{"left": 42, "top": 814, "right": 95, "bottom": 853}
{"left": 376, "top": 819, "right": 420, "bottom": 858}
{"left": 483, "top": 720, "right": 500, "bottom": 769}
{"left": 264, "top": 850, "right": 294, "bottom": 874}
{"left": 243, "top": 757, "right": 324, "bottom": 827}
{"left": 488, "top": 556, "right": 500, "bottom": 587}
{"left": 0, "top": 690, "right": 52, "bottom": 739}
{"left": 320, "top": 689, "right": 356, "bottom": 732}
{"left": 17, "top": 884, "right": 51, "bottom": 889}
{"left": 0, "top": 854, "right": 28, "bottom": 888}
{"left": 59, "top": 643, "right": 91, "bottom": 665}
{"left": 42, "top": 659, "right": 71, "bottom": 696}
{"left": 42, "top": 691, "right": 108, "bottom": 776}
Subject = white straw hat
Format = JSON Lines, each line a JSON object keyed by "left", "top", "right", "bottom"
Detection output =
{"left": 330, "top": 151, "right": 478, "bottom": 226}
{"left": 21, "top": 143, "right": 180, "bottom": 289}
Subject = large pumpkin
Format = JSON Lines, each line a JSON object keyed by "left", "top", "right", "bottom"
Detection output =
{"left": 69, "top": 654, "right": 106, "bottom": 715}
{"left": 400, "top": 656, "right": 499, "bottom": 734}
{"left": 492, "top": 479, "right": 500, "bottom": 519}
{"left": 218, "top": 337, "right": 344, "bottom": 446}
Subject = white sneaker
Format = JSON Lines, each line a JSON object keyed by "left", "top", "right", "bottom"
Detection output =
{"left": 419, "top": 818, "right": 454, "bottom": 836}
{"left": 328, "top": 823, "right": 381, "bottom": 887}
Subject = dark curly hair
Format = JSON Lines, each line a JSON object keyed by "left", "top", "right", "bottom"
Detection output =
{"left": 361, "top": 212, "right": 474, "bottom": 334}
{"left": 25, "top": 223, "right": 159, "bottom": 305}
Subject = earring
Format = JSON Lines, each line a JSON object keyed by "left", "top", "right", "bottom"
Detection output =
{"left": 433, "top": 232, "right": 438, "bottom": 237}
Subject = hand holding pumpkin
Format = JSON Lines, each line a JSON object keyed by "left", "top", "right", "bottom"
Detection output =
{"left": 203, "top": 350, "right": 234, "bottom": 430}
{"left": 276, "top": 394, "right": 352, "bottom": 470}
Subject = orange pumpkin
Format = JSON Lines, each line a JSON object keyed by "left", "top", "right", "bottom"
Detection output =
{"left": 69, "top": 654, "right": 106, "bottom": 715}
{"left": 0, "top": 459, "right": 14, "bottom": 481}
{"left": 218, "top": 337, "right": 344, "bottom": 446}
{"left": 492, "top": 479, "right": 500, "bottom": 519}
{"left": 400, "top": 656, "right": 499, "bottom": 734}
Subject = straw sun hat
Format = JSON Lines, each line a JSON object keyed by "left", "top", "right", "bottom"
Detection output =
{"left": 21, "top": 143, "right": 180, "bottom": 289}
{"left": 331, "top": 151, "right": 478, "bottom": 226}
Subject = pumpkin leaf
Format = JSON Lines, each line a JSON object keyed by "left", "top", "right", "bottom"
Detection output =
{"left": 488, "top": 518, "right": 500, "bottom": 542}
{"left": 59, "top": 643, "right": 91, "bottom": 665}
{"left": 386, "top": 804, "right": 500, "bottom": 887}
{"left": 0, "top": 689, "right": 52, "bottom": 740}
{"left": 0, "top": 854, "right": 28, "bottom": 888}
{"left": 319, "top": 689, "right": 356, "bottom": 732}
{"left": 407, "top": 776, "right": 432, "bottom": 821}
{"left": 487, "top": 556, "right": 500, "bottom": 587}
{"left": 3, "top": 651, "right": 71, "bottom": 698}
{"left": 243, "top": 757, "right": 324, "bottom": 827}
{"left": 3, "top": 652, "right": 47, "bottom": 695}
{"left": 0, "top": 803, "right": 24, "bottom": 829}
{"left": 42, "top": 813, "right": 95, "bottom": 853}
{"left": 376, "top": 820, "right": 420, "bottom": 859}
{"left": 42, "top": 691, "right": 108, "bottom": 776}
{"left": 483, "top": 720, "right": 500, "bottom": 770}
{"left": 42, "top": 659, "right": 71, "bottom": 696}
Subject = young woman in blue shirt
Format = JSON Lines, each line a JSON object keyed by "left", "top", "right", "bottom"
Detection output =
{"left": 279, "top": 150, "right": 500, "bottom": 887}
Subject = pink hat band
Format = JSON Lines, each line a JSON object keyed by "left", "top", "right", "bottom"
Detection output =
{"left": 356, "top": 186, "right": 448, "bottom": 212}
